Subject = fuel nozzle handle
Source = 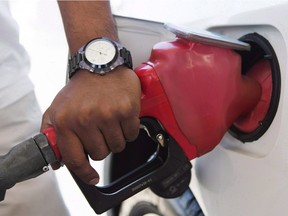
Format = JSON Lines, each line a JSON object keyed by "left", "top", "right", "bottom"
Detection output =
{"left": 0, "top": 119, "right": 192, "bottom": 215}
{"left": 0, "top": 131, "right": 58, "bottom": 201}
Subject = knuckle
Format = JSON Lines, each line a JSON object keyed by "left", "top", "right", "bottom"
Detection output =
{"left": 126, "top": 130, "right": 139, "bottom": 142}
{"left": 53, "top": 111, "right": 69, "bottom": 128}
{"left": 77, "top": 106, "right": 94, "bottom": 126}
{"left": 96, "top": 104, "right": 116, "bottom": 123}
{"left": 117, "top": 102, "right": 135, "bottom": 119}
{"left": 98, "top": 100, "right": 139, "bottom": 123}
{"left": 64, "top": 158, "right": 87, "bottom": 171}
{"left": 100, "top": 109, "right": 115, "bottom": 122}
{"left": 123, "top": 118, "right": 140, "bottom": 141}
{"left": 110, "top": 140, "right": 126, "bottom": 153}
{"left": 89, "top": 149, "right": 109, "bottom": 161}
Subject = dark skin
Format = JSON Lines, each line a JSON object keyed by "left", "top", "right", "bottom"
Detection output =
{"left": 41, "top": 1, "right": 141, "bottom": 185}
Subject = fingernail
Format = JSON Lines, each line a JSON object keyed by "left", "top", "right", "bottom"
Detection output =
{"left": 89, "top": 178, "right": 99, "bottom": 185}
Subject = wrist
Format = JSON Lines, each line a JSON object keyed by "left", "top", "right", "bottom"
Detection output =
{"left": 58, "top": 1, "right": 118, "bottom": 54}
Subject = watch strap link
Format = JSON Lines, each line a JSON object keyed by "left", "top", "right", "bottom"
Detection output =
{"left": 68, "top": 53, "right": 83, "bottom": 78}
{"left": 120, "top": 47, "right": 133, "bottom": 69}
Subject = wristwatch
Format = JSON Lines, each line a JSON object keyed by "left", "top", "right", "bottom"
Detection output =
{"left": 68, "top": 37, "right": 133, "bottom": 78}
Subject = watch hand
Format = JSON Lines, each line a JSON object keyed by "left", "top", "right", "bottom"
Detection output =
{"left": 99, "top": 51, "right": 107, "bottom": 56}
{"left": 87, "top": 49, "right": 108, "bottom": 56}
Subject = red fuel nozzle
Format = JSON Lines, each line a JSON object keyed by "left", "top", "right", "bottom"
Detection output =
{"left": 136, "top": 37, "right": 262, "bottom": 159}
{"left": 232, "top": 59, "right": 272, "bottom": 133}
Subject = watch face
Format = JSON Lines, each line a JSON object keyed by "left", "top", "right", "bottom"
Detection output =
{"left": 84, "top": 39, "right": 117, "bottom": 66}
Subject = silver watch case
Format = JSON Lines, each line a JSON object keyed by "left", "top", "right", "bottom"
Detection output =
{"left": 80, "top": 38, "right": 124, "bottom": 75}
{"left": 68, "top": 37, "right": 132, "bottom": 78}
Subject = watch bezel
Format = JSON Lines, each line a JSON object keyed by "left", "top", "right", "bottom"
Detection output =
{"left": 81, "top": 37, "right": 122, "bottom": 74}
{"left": 68, "top": 37, "right": 132, "bottom": 78}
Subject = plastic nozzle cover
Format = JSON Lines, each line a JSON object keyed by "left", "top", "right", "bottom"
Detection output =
{"left": 0, "top": 190, "right": 5, "bottom": 201}
{"left": 0, "top": 133, "right": 57, "bottom": 200}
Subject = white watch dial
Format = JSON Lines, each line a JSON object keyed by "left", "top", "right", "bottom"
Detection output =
{"left": 85, "top": 40, "right": 116, "bottom": 65}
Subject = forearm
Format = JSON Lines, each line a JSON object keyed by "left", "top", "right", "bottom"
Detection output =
{"left": 57, "top": 0, "right": 118, "bottom": 54}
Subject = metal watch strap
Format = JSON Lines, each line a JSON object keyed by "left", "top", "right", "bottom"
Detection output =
{"left": 68, "top": 53, "right": 83, "bottom": 78}
{"left": 119, "top": 47, "right": 133, "bottom": 70}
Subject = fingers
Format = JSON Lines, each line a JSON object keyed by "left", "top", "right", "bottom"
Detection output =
{"left": 51, "top": 161, "right": 61, "bottom": 170}
{"left": 80, "top": 117, "right": 139, "bottom": 157}
{"left": 100, "top": 121, "right": 126, "bottom": 153}
{"left": 121, "top": 117, "right": 140, "bottom": 142}
{"left": 49, "top": 120, "right": 138, "bottom": 186}
{"left": 99, "top": 104, "right": 140, "bottom": 151}
{"left": 55, "top": 128, "right": 100, "bottom": 185}
{"left": 77, "top": 127, "right": 110, "bottom": 160}
{"left": 42, "top": 106, "right": 140, "bottom": 185}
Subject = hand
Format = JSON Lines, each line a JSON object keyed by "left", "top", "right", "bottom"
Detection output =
{"left": 41, "top": 66, "right": 141, "bottom": 185}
